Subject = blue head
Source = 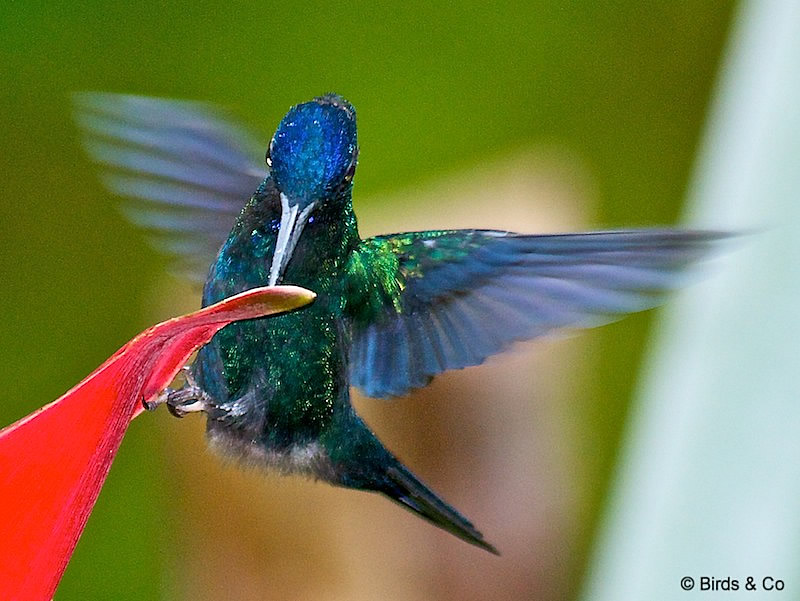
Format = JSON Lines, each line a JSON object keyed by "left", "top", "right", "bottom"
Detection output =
{"left": 268, "top": 94, "right": 358, "bottom": 206}
{"left": 265, "top": 94, "right": 358, "bottom": 285}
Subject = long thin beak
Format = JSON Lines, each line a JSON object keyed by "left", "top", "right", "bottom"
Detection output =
{"left": 268, "top": 193, "right": 315, "bottom": 286}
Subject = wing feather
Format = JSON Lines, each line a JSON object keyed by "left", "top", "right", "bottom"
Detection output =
{"left": 348, "top": 229, "right": 726, "bottom": 398}
{"left": 74, "top": 93, "right": 266, "bottom": 283}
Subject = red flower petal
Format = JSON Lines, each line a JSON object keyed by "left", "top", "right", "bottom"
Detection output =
{"left": 0, "top": 285, "right": 314, "bottom": 601}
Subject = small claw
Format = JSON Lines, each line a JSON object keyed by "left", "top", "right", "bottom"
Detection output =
{"left": 166, "top": 398, "right": 207, "bottom": 419}
{"left": 143, "top": 388, "right": 171, "bottom": 412}
{"left": 166, "top": 402, "right": 186, "bottom": 419}
{"left": 163, "top": 372, "right": 215, "bottom": 419}
{"left": 143, "top": 366, "right": 215, "bottom": 419}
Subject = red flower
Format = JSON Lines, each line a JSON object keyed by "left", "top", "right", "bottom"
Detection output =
{"left": 0, "top": 285, "right": 314, "bottom": 601}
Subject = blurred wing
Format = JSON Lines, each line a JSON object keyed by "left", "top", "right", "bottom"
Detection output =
{"left": 74, "top": 93, "right": 266, "bottom": 283}
{"left": 348, "top": 228, "right": 726, "bottom": 398}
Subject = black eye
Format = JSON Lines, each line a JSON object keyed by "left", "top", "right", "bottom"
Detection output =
{"left": 265, "top": 141, "right": 273, "bottom": 168}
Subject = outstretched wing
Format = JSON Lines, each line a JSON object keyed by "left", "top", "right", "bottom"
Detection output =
{"left": 74, "top": 93, "right": 266, "bottom": 283}
{"left": 346, "top": 228, "right": 725, "bottom": 398}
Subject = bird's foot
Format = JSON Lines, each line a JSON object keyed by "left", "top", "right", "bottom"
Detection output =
{"left": 144, "top": 367, "right": 214, "bottom": 418}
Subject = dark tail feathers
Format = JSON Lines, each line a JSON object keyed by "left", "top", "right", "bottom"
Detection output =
{"left": 383, "top": 461, "right": 499, "bottom": 555}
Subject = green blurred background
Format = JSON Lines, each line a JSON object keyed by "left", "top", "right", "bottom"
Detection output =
{"left": 0, "top": 2, "right": 735, "bottom": 599}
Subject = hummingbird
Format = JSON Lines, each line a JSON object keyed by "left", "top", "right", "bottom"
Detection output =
{"left": 75, "top": 92, "right": 724, "bottom": 554}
